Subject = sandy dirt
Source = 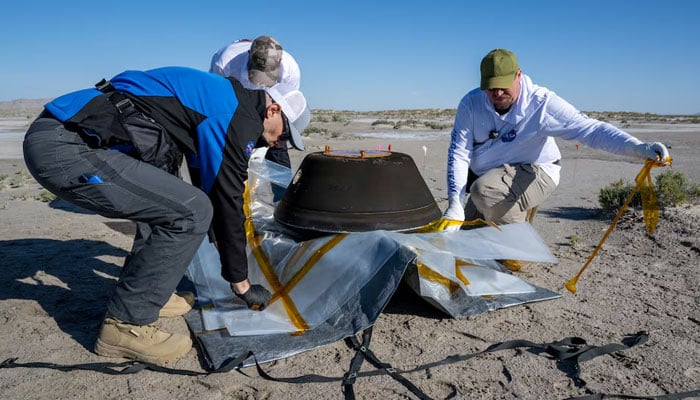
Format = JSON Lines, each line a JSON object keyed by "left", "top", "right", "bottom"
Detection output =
{"left": 0, "top": 114, "right": 698, "bottom": 400}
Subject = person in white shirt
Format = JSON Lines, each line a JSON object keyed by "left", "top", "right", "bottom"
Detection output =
{"left": 210, "top": 35, "right": 301, "bottom": 93}
{"left": 210, "top": 36, "right": 302, "bottom": 169}
{"left": 444, "top": 48, "right": 670, "bottom": 227}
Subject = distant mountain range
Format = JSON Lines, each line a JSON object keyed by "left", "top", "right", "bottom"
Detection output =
{"left": 0, "top": 98, "right": 51, "bottom": 117}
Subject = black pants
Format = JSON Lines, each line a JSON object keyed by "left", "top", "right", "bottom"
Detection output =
{"left": 23, "top": 115, "right": 213, "bottom": 325}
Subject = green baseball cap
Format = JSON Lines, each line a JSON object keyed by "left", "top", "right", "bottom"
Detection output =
{"left": 480, "top": 49, "right": 519, "bottom": 90}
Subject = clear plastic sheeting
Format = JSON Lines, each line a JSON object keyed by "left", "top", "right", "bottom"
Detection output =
{"left": 184, "top": 156, "right": 561, "bottom": 369}
{"left": 188, "top": 231, "right": 405, "bottom": 336}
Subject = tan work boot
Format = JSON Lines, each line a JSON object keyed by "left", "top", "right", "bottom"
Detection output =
{"left": 94, "top": 317, "right": 192, "bottom": 364}
{"left": 159, "top": 292, "right": 196, "bottom": 318}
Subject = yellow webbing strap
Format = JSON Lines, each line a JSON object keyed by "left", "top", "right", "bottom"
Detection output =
{"left": 414, "top": 217, "right": 500, "bottom": 233}
{"left": 566, "top": 158, "right": 670, "bottom": 294}
{"left": 416, "top": 260, "right": 461, "bottom": 294}
{"left": 639, "top": 161, "right": 660, "bottom": 236}
{"left": 416, "top": 259, "right": 484, "bottom": 293}
{"left": 455, "top": 259, "right": 477, "bottom": 286}
{"left": 270, "top": 234, "right": 348, "bottom": 305}
{"left": 242, "top": 181, "right": 308, "bottom": 331}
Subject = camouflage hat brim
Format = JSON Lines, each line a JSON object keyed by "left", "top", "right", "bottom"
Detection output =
{"left": 247, "top": 35, "right": 283, "bottom": 87}
{"left": 249, "top": 68, "right": 279, "bottom": 87}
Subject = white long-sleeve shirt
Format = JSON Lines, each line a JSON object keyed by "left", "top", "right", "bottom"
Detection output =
{"left": 209, "top": 39, "right": 301, "bottom": 92}
{"left": 447, "top": 73, "right": 644, "bottom": 198}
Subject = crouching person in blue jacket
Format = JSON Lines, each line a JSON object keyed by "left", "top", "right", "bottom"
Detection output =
{"left": 23, "top": 66, "right": 310, "bottom": 364}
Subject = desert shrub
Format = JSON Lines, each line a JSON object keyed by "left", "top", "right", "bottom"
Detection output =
{"left": 598, "top": 170, "right": 700, "bottom": 213}
{"left": 327, "top": 130, "right": 342, "bottom": 138}
{"left": 598, "top": 179, "right": 640, "bottom": 212}
{"left": 302, "top": 126, "right": 327, "bottom": 136}
{"left": 424, "top": 121, "right": 452, "bottom": 130}
{"left": 331, "top": 114, "right": 348, "bottom": 124}
{"left": 371, "top": 119, "right": 393, "bottom": 126}
{"left": 8, "top": 171, "right": 30, "bottom": 188}
{"left": 568, "top": 235, "right": 582, "bottom": 249}
{"left": 654, "top": 170, "right": 700, "bottom": 206}
{"left": 38, "top": 190, "right": 57, "bottom": 202}
{"left": 393, "top": 119, "right": 421, "bottom": 129}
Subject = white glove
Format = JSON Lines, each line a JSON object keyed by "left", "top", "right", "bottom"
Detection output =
{"left": 443, "top": 194, "right": 465, "bottom": 232}
{"left": 444, "top": 194, "right": 465, "bottom": 220}
{"left": 635, "top": 142, "right": 670, "bottom": 164}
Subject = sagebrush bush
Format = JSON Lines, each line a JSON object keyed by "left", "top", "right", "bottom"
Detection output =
{"left": 370, "top": 119, "right": 393, "bottom": 126}
{"left": 302, "top": 126, "right": 327, "bottom": 135}
{"left": 598, "top": 170, "right": 700, "bottom": 213}
{"left": 38, "top": 190, "right": 57, "bottom": 203}
{"left": 654, "top": 170, "right": 700, "bottom": 206}
{"left": 598, "top": 179, "right": 640, "bottom": 212}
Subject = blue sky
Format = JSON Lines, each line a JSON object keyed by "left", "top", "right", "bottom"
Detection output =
{"left": 1, "top": 0, "right": 698, "bottom": 114}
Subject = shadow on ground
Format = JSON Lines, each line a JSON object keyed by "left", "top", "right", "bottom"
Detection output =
{"left": 540, "top": 206, "right": 609, "bottom": 221}
{"left": 0, "top": 238, "right": 126, "bottom": 350}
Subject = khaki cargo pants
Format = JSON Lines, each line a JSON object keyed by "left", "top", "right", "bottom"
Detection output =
{"left": 464, "top": 163, "right": 556, "bottom": 225}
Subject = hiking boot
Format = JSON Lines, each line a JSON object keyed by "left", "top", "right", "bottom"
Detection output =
{"left": 94, "top": 317, "right": 192, "bottom": 364}
{"left": 159, "top": 292, "right": 196, "bottom": 318}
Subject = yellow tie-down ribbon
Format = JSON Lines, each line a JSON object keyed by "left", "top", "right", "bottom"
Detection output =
{"left": 566, "top": 157, "right": 672, "bottom": 294}
{"left": 242, "top": 179, "right": 350, "bottom": 334}
{"left": 415, "top": 217, "right": 500, "bottom": 233}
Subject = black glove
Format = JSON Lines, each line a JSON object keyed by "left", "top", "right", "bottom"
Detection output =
{"left": 234, "top": 284, "right": 272, "bottom": 311}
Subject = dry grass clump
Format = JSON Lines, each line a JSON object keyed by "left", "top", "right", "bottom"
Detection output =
{"left": 598, "top": 170, "right": 700, "bottom": 213}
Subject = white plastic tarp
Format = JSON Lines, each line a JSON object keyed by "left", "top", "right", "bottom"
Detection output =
{"left": 186, "top": 156, "right": 559, "bottom": 337}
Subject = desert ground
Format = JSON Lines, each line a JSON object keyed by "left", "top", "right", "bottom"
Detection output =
{"left": 0, "top": 106, "right": 698, "bottom": 400}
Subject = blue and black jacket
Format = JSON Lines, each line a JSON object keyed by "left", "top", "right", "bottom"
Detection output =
{"left": 45, "top": 66, "right": 267, "bottom": 282}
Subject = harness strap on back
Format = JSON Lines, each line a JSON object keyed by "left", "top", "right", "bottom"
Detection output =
{"left": 95, "top": 78, "right": 137, "bottom": 116}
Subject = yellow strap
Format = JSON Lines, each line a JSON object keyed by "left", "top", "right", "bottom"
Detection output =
{"left": 270, "top": 234, "right": 348, "bottom": 304}
{"left": 416, "top": 260, "right": 461, "bottom": 294}
{"left": 639, "top": 165, "right": 659, "bottom": 235}
{"left": 565, "top": 159, "right": 668, "bottom": 294}
{"left": 455, "top": 259, "right": 478, "bottom": 286}
{"left": 243, "top": 180, "right": 309, "bottom": 332}
{"left": 414, "top": 217, "right": 501, "bottom": 233}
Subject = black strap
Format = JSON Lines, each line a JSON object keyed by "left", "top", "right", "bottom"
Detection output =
{"left": 564, "top": 389, "right": 700, "bottom": 400}
{"left": 95, "top": 78, "right": 116, "bottom": 94}
{"left": 342, "top": 327, "right": 433, "bottom": 400}
{"left": 247, "top": 331, "right": 654, "bottom": 400}
{"left": 0, "top": 350, "right": 252, "bottom": 377}
{"left": 341, "top": 329, "right": 370, "bottom": 399}
{"left": 3, "top": 331, "right": 698, "bottom": 400}
{"left": 395, "top": 332, "right": 649, "bottom": 388}
{"left": 95, "top": 78, "right": 137, "bottom": 115}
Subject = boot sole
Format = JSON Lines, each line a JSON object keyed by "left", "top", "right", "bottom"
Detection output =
{"left": 94, "top": 337, "right": 192, "bottom": 364}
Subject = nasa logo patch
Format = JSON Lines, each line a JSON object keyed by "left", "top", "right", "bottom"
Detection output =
{"left": 501, "top": 129, "right": 517, "bottom": 143}
{"left": 245, "top": 141, "right": 256, "bottom": 158}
